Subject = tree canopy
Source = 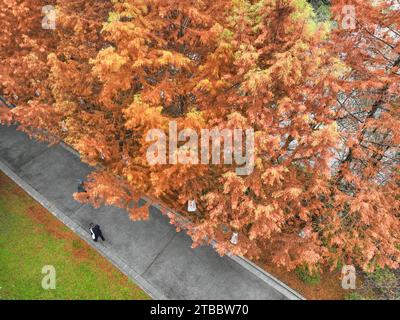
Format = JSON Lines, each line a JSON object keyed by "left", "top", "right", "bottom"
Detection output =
{"left": 1, "top": 0, "right": 399, "bottom": 272}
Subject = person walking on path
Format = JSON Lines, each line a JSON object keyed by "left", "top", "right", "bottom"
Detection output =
{"left": 77, "top": 179, "right": 86, "bottom": 193}
{"left": 89, "top": 223, "right": 105, "bottom": 242}
{"left": 76, "top": 179, "right": 90, "bottom": 200}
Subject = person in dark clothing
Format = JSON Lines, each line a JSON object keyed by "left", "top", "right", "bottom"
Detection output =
{"left": 77, "top": 179, "right": 90, "bottom": 200}
{"left": 89, "top": 223, "right": 105, "bottom": 242}
{"left": 77, "top": 179, "right": 86, "bottom": 193}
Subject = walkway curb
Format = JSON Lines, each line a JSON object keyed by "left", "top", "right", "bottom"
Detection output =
{"left": 0, "top": 159, "right": 166, "bottom": 300}
{"left": 147, "top": 199, "right": 305, "bottom": 300}
{"left": 228, "top": 254, "right": 305, "bottom": 300}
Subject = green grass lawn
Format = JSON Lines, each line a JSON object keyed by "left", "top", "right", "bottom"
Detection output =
{"left": 0, "top": 172, "right": 150, "bottom": 300}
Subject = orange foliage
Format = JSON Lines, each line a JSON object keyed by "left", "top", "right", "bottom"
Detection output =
{"left": 0, "top": 0, "right": 399, "bottom": 272}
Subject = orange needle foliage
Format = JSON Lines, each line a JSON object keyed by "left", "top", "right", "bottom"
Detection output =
{"left": 0, "top": 0, "right": 399, "bottom": 272}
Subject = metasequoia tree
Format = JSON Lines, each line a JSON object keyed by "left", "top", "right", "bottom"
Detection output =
{"left": 74, "top": 0, "right": 343, "bottom": 269}
{"left": 68, "top": 0, "right": 234, "bottom": 220}
{"left": 0, "top": 0, "right": 59, "bottom": 135}
{"left": 0, "top": 0, "right": 112, "bottom": 140}
{"left": 0, "top": 0, "right": 399, "bottom": 272}
{"left": 322, "top": 0, "right": 400, "bottom": 271}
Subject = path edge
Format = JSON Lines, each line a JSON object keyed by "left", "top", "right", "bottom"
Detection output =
{"left": 148, "top": 202, "right": 305, "bottom": 301}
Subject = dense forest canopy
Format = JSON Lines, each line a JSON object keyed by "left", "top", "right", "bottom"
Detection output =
{"left": 0, "top": 0, "right": 399, "bottom": 273}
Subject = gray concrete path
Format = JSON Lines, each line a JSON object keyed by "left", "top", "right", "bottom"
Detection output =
{"left": 0, "top": 124, "right": 304, "bottom": 300}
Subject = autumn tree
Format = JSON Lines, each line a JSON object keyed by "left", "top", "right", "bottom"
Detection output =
{"left": 0, "top": 0, "right": 59, "bottom": 135}
{"left": 322, "top": 0, "right": 400, "bottom": 271}
{"left": 0, "top": 1, "right": 113, "bottom": 140}
{"left": 0, "top": 0, "right": 399, "bottom": 273}
{"left": 72, "top": 0, "right": 344, "bottom": 270}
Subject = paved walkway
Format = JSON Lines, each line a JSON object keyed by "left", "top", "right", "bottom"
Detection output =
{"left": 0, "top": 124, "right": 303, "bottom": 300}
